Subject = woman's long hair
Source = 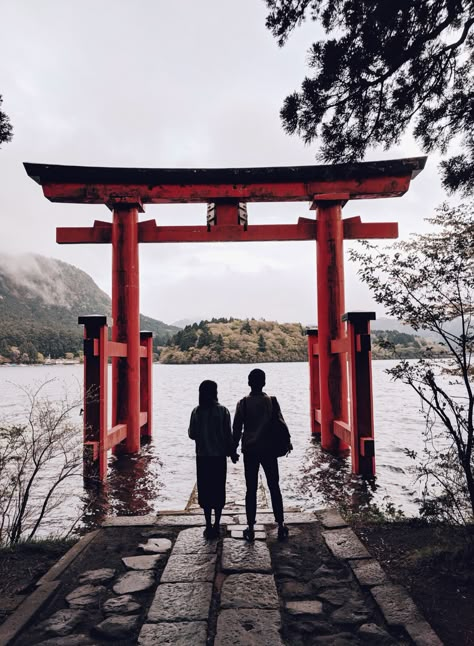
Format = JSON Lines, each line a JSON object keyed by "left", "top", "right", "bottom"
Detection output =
{"left": 199, "top": 380, "right": 218, "bottom": 408}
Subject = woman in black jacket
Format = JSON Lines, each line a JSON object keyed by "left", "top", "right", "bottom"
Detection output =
{"left": 189, "top": 380, "right": 237, "bottom": 538}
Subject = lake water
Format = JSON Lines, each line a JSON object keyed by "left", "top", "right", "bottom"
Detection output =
{"left": 0, "top": 361, "right": 426, "bottom": 535}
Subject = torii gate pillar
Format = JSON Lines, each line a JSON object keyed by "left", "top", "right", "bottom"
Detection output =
{"left": 314, "top": 197, "right": 348, "bottom": 452}
{"left": 111, "top": 202, "right": 142, "bottom": 453}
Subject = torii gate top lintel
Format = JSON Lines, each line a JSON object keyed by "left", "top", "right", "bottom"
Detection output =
{"left": 24, "top": 156, "right": 426, "bottom": 205}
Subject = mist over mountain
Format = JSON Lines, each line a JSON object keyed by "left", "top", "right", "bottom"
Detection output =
{"left": 0, "top": 254, "right": 179, "bottom": 359}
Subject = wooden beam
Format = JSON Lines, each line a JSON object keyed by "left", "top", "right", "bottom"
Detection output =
{"left": 107, "top": 423, "right": 127, "bottom": 448}
{"left": 343, "top": 216, "right": 398, "bottom": 239}
{"left": 333, "top": 419, "right": 352, "bottom": 446}
{"left": 25, "top": 157, "right": 426, "bottom": 205}
{"left": 40, "top": 174, "right": 414, "bottom": 204}
{"left": 57, "top": 221, "right": 112, "bottom": 244}
{"left": 331, "top": 338, "right": 349, "bottom": 354}
{"left": 108, "top": 341, "right": 128, "bottom": 358}
{"left": 57, "top": 217, "right": 398, "bottom": 245}
{"left": 137, "top": 218, "right": 317, "bottom": 243}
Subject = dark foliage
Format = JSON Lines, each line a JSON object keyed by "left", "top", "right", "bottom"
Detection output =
{"left": 0, "top": 96, "right": 12, "bottom": 147}
{"left": 265, "top": 0, "right": 474, "bottom": 194}
{"left": 350, "top": 202, "right": 474, "bottom": 521}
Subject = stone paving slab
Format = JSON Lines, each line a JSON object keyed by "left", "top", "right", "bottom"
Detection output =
{"left": 78, "top": 568, "right": 116, "bottom": 584}
{"left": 172, "top": 527, "right": 219, "bottom": 554}
{"left": 358, "top": 623, "right": 398, "bottom": 645}
{"left": 112, "top": 571, "right": 155, "bottom": 594}
{"left": 122, "top": 554, "right": 165, "bottom": 570}
{"left": 95, "top": 615, "right": 139, "bottom": 640}
{"left": 330, "top": 597, "right": 372, "bottom": 626}
{"left": 317, "top": 508, "right": 348, "bottom": 529}
{"left": 160, "top": 552, "right": 217, "bottom": 583}
{"left": 39, "top": 608, "right": 85, "bottom": 636}
{"left": 147, "top": 582, "right": 212, "bottom": 622}
{"left": 285, "top": 600, "right": 324, "bottom": 616}
{"left": 405, "top": 619, "right": 444, "bottom": 646}
{"left": 371, "top": 583, "right": 423, "bottom": 627}
{"left": 154, "top": 514, "right": 206, "bottom": 526}
{"left": 215, "top": 609, "right": 284, "bottom": 646}
{"left": 227, "top": 524, "right": 265, "bottom": 532}
{"left": 66, "top": 584, "right": 107, "bottom": 608}
{"left": 322, "top": 528, "right": 371, "bottom": 560}
{"left": 231, "top": 530, "right": 266, "bottom": 540}
{"left": 138, "top": 537, "right": 172, "bottom": 553}
{"left": 103, "top": 594, "right": 141, "bottom": 615}
{"left": 369, "top": 581, "right": 443, "bottom": 646}
{"left": 237, "top": 511, "right": 317, "bottom": 525}
{"left": 221, "top": 573, "right": 279, "bottom": 609}
{"left": 222, "top": 538, "right": 272, "bottom": 573}
{"left": 102, "top": 514, "right": 157, "bottom": 526}
{"left": 348, "top": 558, "right": 388, "bottom": 587}
{"left": 35, "top": 635, "right": 98, "bottom": 646}
{"left": 138, "top": 621, "right": 208, "bottom": 645}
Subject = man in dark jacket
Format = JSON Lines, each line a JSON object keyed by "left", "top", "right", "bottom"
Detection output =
{"left": 233, "top": 368, "right": 292, "bottom": 541}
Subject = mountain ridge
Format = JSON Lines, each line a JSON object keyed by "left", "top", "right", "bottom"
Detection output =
{"left": 0, "top": 253, "right": 179, "bottom": 359}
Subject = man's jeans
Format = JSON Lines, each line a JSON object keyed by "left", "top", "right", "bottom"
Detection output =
{"left": 244, "top": 453, "right": 284, "bottom": 525}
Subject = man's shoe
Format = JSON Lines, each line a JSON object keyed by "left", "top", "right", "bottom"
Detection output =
{"left": 243, "top": 527, "right": 255, "bottom": 542}
{"left": 277, "top": 523, "right": 289, "bottom": 540}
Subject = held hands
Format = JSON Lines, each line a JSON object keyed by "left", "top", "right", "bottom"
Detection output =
{"left": 231, "top": 452, "right": 240, "bottom": 464}
{"left": 285, "top": 443, "right": 293, "bottom": 457}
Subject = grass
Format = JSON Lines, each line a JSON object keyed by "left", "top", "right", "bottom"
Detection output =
{"left": 0, "top": 536, "right": 76, "bottom": 555}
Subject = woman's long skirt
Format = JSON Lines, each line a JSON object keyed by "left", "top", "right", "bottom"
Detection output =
{"left": 196, "top": 456, "right": 227, "bottom": 509}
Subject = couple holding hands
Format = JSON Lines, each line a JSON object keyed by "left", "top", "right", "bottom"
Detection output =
{"left": 188, "top": 368, "right": 293, "bottom": 541}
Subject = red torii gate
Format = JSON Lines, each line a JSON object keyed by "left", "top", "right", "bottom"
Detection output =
{"left": 24, "top": 157, "right": 426, "bottom": 480}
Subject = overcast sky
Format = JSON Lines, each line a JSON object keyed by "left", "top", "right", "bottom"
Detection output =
{"left": 0, "top": 1, "right": 449, "bottom": 325}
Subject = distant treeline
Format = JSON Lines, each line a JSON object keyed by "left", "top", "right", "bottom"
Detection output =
{"left": 0, "top": 324, "right": 83, "bottom": 362}
{"left": 160, "top": 318, "right": 307, "bottom": 364}
{"left": 159, "top": 319, "right": 449, "bottom": 364}
{"left": 0, "top": 323, "right": 173, "bottom": 363}
{"left": 0, "top": 315, "right": 449, "bottom": 365}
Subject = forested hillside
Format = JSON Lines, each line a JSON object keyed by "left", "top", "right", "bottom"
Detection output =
{"left": 0, "top": 254, "right": 178, "bottom": 362}
{"left": 159, "top": 319, "right": 449, "bottom": 364}
{"left": 160, "top": 318, "right": 307, "bottom": 364}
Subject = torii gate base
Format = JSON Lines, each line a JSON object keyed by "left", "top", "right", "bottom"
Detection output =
{"left": 24, "top": 156, "right": 426, "bottom": 481}
{"left": 79, "top": 315, "right": 153, "bottom": 482}
{"left": 307, "top": 311, "right": 376, "bottom": 476}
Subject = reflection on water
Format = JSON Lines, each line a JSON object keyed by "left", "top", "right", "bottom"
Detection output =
{"left": 81, "top": 442, "right": 165, "bottom": 531}
{"left": 0, "top": 360, "right": 431, "bottom": 535}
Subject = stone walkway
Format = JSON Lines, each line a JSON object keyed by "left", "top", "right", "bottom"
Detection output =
{"left": 0, "top": 465, "right": 443, "bottom": 645}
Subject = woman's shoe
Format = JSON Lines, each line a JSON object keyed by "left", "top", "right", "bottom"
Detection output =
{"left": 203, "top": 527, "right": 213, "bottom": 539}
{"left": 277, "top": 523, "right": 289, "bottom": 540}
{"left": 243, "top": 527, "right": 255, "bottom": 542}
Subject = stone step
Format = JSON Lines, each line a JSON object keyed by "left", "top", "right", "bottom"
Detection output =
{"left": 222, "top": 538, "right": 272, "bottom": 573}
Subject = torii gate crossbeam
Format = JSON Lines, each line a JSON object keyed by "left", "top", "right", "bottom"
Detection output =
{"left": 24, "top": 157, "right": 426, "bottom": 481}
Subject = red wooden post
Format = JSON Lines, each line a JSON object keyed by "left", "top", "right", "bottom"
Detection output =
{"left": 344, "top": 311, "right": 376, "bottom": 476}
{"left": 306, "top": 328, "right": 321, "bottom": 436}
{"left": 140, "top": 331, "right": 153, "bottom": 438}
{"left": 314, "top": 198, "right": 349, "bottom": 452}
{"left": 79, "top": 315, "right": 109, "bottom": 481}
{"left": 111, "top": 203, "right": 141, "bottom": 453}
